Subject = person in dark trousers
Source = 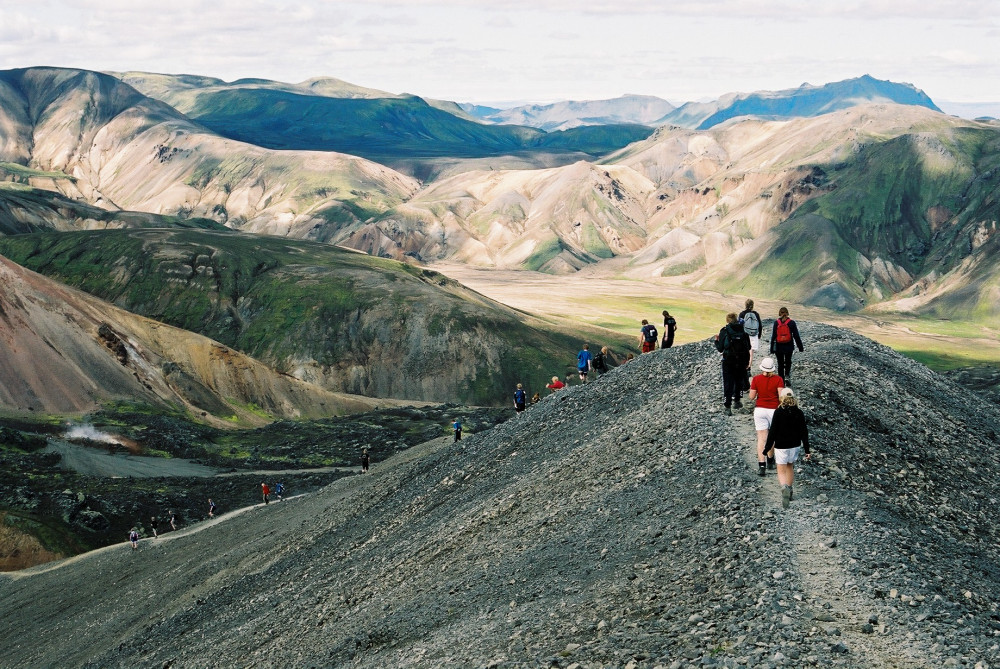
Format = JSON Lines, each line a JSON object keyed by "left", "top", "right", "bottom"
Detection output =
{"left": 361, "top": 449, "right": 370, "bottom": 473}
{"left": 577, "top": 344, "right": 593, "bottom": 383}
{"left": 764, "top": 388, "right": 811, "bottom": 508}
{"left": 150, "top": 516, "right": 158, "bottom": 538}
{"left": 592, "top": 346, "right": 613, "bottom": 376}
{"left": 661, "top": 310, "right": 677, "bottom": 348}
{"left": 769, "top": 306, "right": 804, "bottom": 386}
{"left": 208, "top": 498, "right": 217, "bottom": 518}
{"left": 513, "top": 383, "right": 527, "bottom": 414}
{"left": 452, "top": 419, "right": 462, "bottom": 442}
{"left": 261, "top": 482, "right": 270, "bottom": 505}
{"left": 714, "top": 313, "right": 751, "bottom": 416}
{"left": 639, "top": 319, "right": 658, "bottom": 354}
{"left": 169, "top": 510, "right": 177, "bottom": 531}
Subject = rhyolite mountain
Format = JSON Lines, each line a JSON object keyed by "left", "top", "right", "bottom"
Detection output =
{"left": 657, "top": 74, "right": 941, "bottom": 129}
{"left": 2, "top": 323, "right": 999, "bottom": 667}
{"left": 0, "top": 229, "right": 622, "bottom": 405}
{"left": 115, "top": 71, "right": 656, "bottom": 177}
{"left": 462, "top": 94, "right": 676, "bottom": 131}
{"left": 0, "top": 253, "right": 380, "bottom": 421}
{"left": 0, "top": 67, "right": 419, "bottom": 241}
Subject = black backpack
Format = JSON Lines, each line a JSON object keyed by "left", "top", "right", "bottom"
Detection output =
{"left": 644, "top": 324, "right": 658, "bottom": 343}
{"left": 722, "top": 326, "right": 749, "bottom": 363}
{"left": 593, "top": 351, "right": 606, "bottom": 371}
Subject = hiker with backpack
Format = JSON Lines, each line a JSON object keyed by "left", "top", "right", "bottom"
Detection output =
{"left": 592, "top": 346, "right": 613, "bottom": 376}
{"left": 749, "top": 356, "right": 785, "bottom": 476}
{"left": 763, "top": 387, "right": 811, "bottom": 508}
{"left": 639, "top": 319, "right": 658, "bottom": 354}
{"left": 662, "top": 311, "right": 678, "bottom": 348}
{"left": 577, "top": 344, "right": 593, "bottom": 383}
{"left": 513, "top": 383, "right": 527, "bottom": 414}
{"left": 738, "top": 300, "right": 762, "bottom": 354}
{"left": 714, "top": 313, "right": 751, "bottom": 416}
{"left": 769, "top": 306, "right": 804, "bottom": 386}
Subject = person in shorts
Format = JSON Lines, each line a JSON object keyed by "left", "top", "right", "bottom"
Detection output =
{"left": 129, "top": 528, "right": 139, "bottom": 551}
{"left": 764, "top": 388, "right": 811, "bottom": 508}
{"left": 748, "top": 356, "right": 784, "bottom": 476}
{"left": 577, "top": 344, "right": 593, "bottom": 383}
{"left": 639, "top": 319, "right": 658, "bottom": 354}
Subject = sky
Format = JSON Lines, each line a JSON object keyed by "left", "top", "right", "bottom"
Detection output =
{"left": 1, "top": 0, "right": 998, "bottom": 108}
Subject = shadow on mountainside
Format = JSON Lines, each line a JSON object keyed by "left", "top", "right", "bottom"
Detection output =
{"left": 2, "top": 322, "right": 999, "bottom": 668}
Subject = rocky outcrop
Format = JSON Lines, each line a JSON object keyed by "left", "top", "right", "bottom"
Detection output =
{"left": 2, "top": 323, "right": 998, "bottom": 668}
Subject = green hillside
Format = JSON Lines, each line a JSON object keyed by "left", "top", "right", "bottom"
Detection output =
{"left": 0, "top": 229, "right": 599, "bottom": 404}
{"left": 182, "top": 89, "right": 653, "bottom": 163}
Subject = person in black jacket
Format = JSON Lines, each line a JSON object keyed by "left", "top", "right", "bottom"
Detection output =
{"left": 661, "top": 310, "right": 677, "bottom": 348}
{"left": 714, "top": 313, "right": 751, "bottom": 415}
{"left": 763, "top": 388, "right": 810, "bottom": 508}
{"left": 769, "top": 306, "right": 804, "bottom": 386}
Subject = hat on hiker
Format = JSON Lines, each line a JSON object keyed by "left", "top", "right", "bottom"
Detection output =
{"left": 779, "top": 387, "right": 793, "bottom": 398}
{"left": 759, "top": 357, "right": 776, "bottom": 373}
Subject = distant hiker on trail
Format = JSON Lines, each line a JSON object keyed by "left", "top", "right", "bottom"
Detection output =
{"left": 577, "top": 344, "right": 593, "bottom": 383}
{"left": 169, "top": 511, "right": 177, "bottom": 531}
{"left": 150, "top": 516, "right": 159, "bottom": 538}
{"left": 453, "top": 419, "right": 462, "bottom": 442}
{"left": 738, "top": 299, "right": 762, "bottom": 355}
{"left": 639, "top": 319, "right": 658, "bottom": 354}
{"left": 275, "top": 482, "right": 285, "bottom": 501}
{"left": 749, "top": 356, "right": 785, "bottom": 476}
{"left": 662, "top": 310, "right": 677, "bottom": 348}
{"left": 714, "top": 313, "right": 751, "bottom": 416}
{"left": 623, "top": 353, "right": 635, "bottom": 363}
{"left": 129, "top": 528, "right": 139, "bottom": 551}
{"left": 361, "top": 449, "right": 370, "bottom": 473}
{"left": 208, "top": 498, "right": 217, "bottom": 518}
{"left": 769, "top": 307, "right": 804, "bottom": 386}
{"left": 592, "top": 346, "right": 613, "bottom": 376}
{"left": 764, "top": 387, "right": 811, "bottom": 509}
{"left": 261, "top": 482, "right": 271, "bottom": 505}
{"left": 546, "top": 376, "right": 566, "bottom": 393}
{"left": 530, "top": 392, "right": 541, "bottom": 405}
{"left": 513, "top": 384, "right": 527, "bottom": 415}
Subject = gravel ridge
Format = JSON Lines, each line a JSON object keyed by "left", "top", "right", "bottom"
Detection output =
{"left": 1, "top": 321, "right": 999, "bottom": 668}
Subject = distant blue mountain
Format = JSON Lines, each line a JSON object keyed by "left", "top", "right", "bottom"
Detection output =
{"left": 658, "top": 75, "right": 941, "bottom": 129}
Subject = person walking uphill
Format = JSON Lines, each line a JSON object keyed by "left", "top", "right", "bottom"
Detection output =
{"left": 749, "top": 357, "right": 784, "bottom": 476}
{"left": 764, "top": 388, "right": 811, "bottom": 508}
{"left": 261, "top": 482, "right": 270, "bottom": 505}
{"left": 577, "top": 344, "right": 593, "bottom": 383}
{"left": 662, "top": 311, "right": 677, "bottom": 349}
{"left": 770, "top": 307, "right": 804, "bottom": 386}
{"left": 452, "top": 419, "right": 462, "bottom": 442}
{"left": 714, "top": 313, "right": 751, "bottom": 415}
{"left": 738, "top": 299, "right": 762, "bottom": 354}
{"left": 639, "top": 319, "right": 658, "bottom": 354}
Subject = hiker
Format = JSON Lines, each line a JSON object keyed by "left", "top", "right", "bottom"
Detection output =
{"left": 748, "top": 356, "right": 785, "bottom": 476}
{"left": 150, "top": 515, "right": 159, "bottom": 538}
{"left": 452, "top": 419, "right": 462, "bottom": 442}
{"left": 764, "top": 388, "right": 811, "bottom": 508}
{"left": 129, "top": 528, "right": 139, "bottom": 551}
{"left": 714, "top": 313, "right": 751, "bottom": 415}
{"left": 577, "top": 344, "right": 593, "bottom": 383}
{"left": 261, "top": 482, "right": 270, "bottom": 505}
{"left": 530, "top": 392, "right": 541, "bottom": 405}
{"left": 639, "top": 319, "right": 658, "bottom": 354}
{"left": 592, "top": 346, "right": 612, "bottom": 376}
{"left": 513, "top": 383, "right": 527, "bottom": 414}
{"left": 662, "top": 311, "right": 677, "bottom": 348}
{"left": 769, "top": 306, "right": 804, "bottom": 386}
{"left": 546, "top": 376, "right": 566, "bottom": 392}
{"left": 169, "top": 510, "right": 177, "bottom": 531}
{"left": 623, "top": 353, "right": 635, "bottom": 364}
{"left": 207, "top": 498, "right": 217, "bottom": 518}
{"left": 361, "top": 449, "right": 370, "bottom": 473}
{"left": 275, "top": 482, "right": 285, "bottom": 501}
{"left": 738, "top": 299, "right": 762, "bottom": 354}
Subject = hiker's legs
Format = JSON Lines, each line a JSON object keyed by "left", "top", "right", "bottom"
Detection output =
{"left": 722, "top": 365, "right": 740, "bottom": 406}
{"left": 776, "top": 463, "right": 794, "bottom": 487}
{"left": 776, "top": 350, "right": 792, "bottom": 381}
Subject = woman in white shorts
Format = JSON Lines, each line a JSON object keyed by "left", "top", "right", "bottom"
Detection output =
{"left": 748, "top": 357, "right": 784, "bottom": 476}
{"left": 764, "top": 388, "right": 811, "bottom": 508}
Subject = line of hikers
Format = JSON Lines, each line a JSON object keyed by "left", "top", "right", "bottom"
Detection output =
{"left": 714, "top": 299, "right": 809, "bottom": 508}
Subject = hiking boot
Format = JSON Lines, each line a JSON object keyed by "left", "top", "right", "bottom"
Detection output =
{"left": 758, "top": 462, "right": 766, "bottom": 477}
{"left": 767, "top": 456, "right": 776, "bottom": 470}
{"left": 724, "top": 406, "right": 732, "bottom": 416}
{"left": 781, "top": 485, "right": 792, "bottom": 509}
{"left": 788, "top": 486, "right": 794, "bottom": 501}
{"left": 734, "top": 399, "right": 743, "bottom": 410}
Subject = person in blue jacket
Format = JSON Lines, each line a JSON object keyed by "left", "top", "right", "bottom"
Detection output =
{"left": 577, "top": 344, "right": 593, "bottom": 383}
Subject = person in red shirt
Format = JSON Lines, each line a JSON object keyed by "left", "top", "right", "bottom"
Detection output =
{"left": 261, "top": 482, "right": 271, "bottom": 505}
{"left": 748, "top": 356, "right": 784, "bottom": 476}
{"left": 546, "top": 376, "right": 566, "bottom": 392}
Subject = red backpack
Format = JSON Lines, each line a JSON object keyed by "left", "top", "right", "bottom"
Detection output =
{"left": 776, "top": 318, "right": 792, "bottom": 344}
